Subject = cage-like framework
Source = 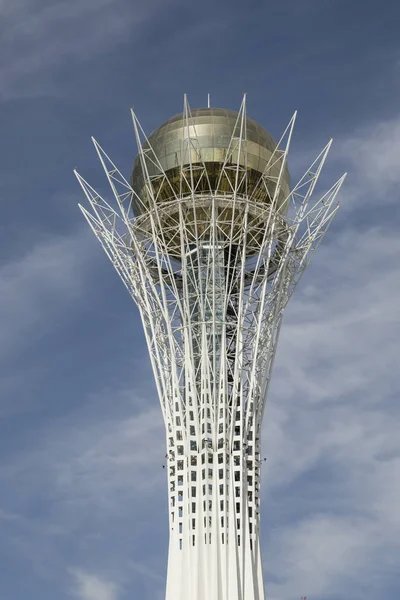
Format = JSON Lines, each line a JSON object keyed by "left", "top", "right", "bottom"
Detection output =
{"left": 130, "top": 106, "right": 290, "bottom": 257}
{"left": 76, "top": 95, "right": 345, "bottom": 600}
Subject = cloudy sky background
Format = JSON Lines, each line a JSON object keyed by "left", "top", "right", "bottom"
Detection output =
{"left": 1, "top": 0, "right": 399, "bottom": 599}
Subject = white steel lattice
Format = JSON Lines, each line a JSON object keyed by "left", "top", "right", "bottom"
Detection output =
{"left": 76, "top": 95, "right": 345, "bottom": 600}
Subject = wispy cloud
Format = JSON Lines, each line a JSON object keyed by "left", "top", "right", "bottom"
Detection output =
{"left": 0, "top": 227, "right": 93, "bottom": 360}
{"left": 336, "top": 114, "right": 400, "bottom": 208}
{"left": 0, "top": 381, "right": 166, "bottom": 596}
{"left": 288, "top": 112, "right": 400, "bottom": 218}
{"left": 0, "top": 0, "right": 165, "bottom": 100}
{"left": 71, "top": 569, "right": 120, "bottom": 600}
{"left": 261, "top": 220, "right": 400, "bottom": 598}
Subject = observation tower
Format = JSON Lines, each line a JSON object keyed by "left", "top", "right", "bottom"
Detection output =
{"left": 75, "top": 95, "right": 345, "bottom": 600}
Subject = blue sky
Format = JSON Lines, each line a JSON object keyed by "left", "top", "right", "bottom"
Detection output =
{"left": 1, "top": 0, "right": 399, "bottom": 599}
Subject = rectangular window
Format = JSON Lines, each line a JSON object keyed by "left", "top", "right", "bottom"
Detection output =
{"left": 191, "top": 471, "right": 197, "bottom": 482}
{"left": 208, "top": 468, "right": 213, "bottom": 479}
{"left": 219, "top": 469, "right": 224, "bottom": 479}
{"left": 190, "top": 440, "right": 197, "bottom": 451}
{"left": 178, "top": 507, "right": 182, "bottom": 517}
{"left": 218, "top": 454, "right": 223, "bottom": 464}
{"left": 191, "top": 487, "right": 196, "bottom": 498}
{"left": 177, "top": 431, "right": 183, "bottom": 441}
{"left": 191, "top": 456, "right": 197, "bottom": 466}
{"left": 201, "top": 454, "right": 205, "bottom": 465}
{"left": 178, "top": 476, "right": 183, "bottom": 486}
{"left": 192, "top": 502, "right": 196, "bottom": 513}
{"left": 176, "top": 417, "right": 181, "bottom": 426}
{"left": 189, "top": 411, "right": 194, "bottom": 421}
{"left": 218, "top": 423, "right": 223, "bottom": 434}
{"left": 177, "top": 460, "right": 183, "bottom": 470}
{"left": 178, "top": 446, "right": 184, "bottom": 455}
{"left": 190, "top": 426, "right": 195, "bottom": 436}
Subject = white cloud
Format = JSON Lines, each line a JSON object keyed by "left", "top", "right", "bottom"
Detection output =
{"left": 0, "top": 227, "right": 93, "bottom": 359}
{"left": 288, "top": 112, "right": 400, "bottom": 214}
{"left": 0, "top": 0, "right": 165, "bottom": 100}
{"left": 338, "top": 115, "right": 400, "bottom": 194}
{"left": 260, "top": 220, "right": 400, "bottom": 598}
{"left": 71, "top": 569, "right": 119, "bottom": 600}
{"left": 52, "top": 400, "right": 165, "bottom": 511}
{"left": 266, "top": 514, "right": 378, "bottom": 600}
{"left": 0, "top": 383, "right": 166, "bottom": 593}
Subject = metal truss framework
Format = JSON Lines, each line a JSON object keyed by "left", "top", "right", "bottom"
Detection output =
{"left": 76, "top": 95, "right": 345, "bottom": 600}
